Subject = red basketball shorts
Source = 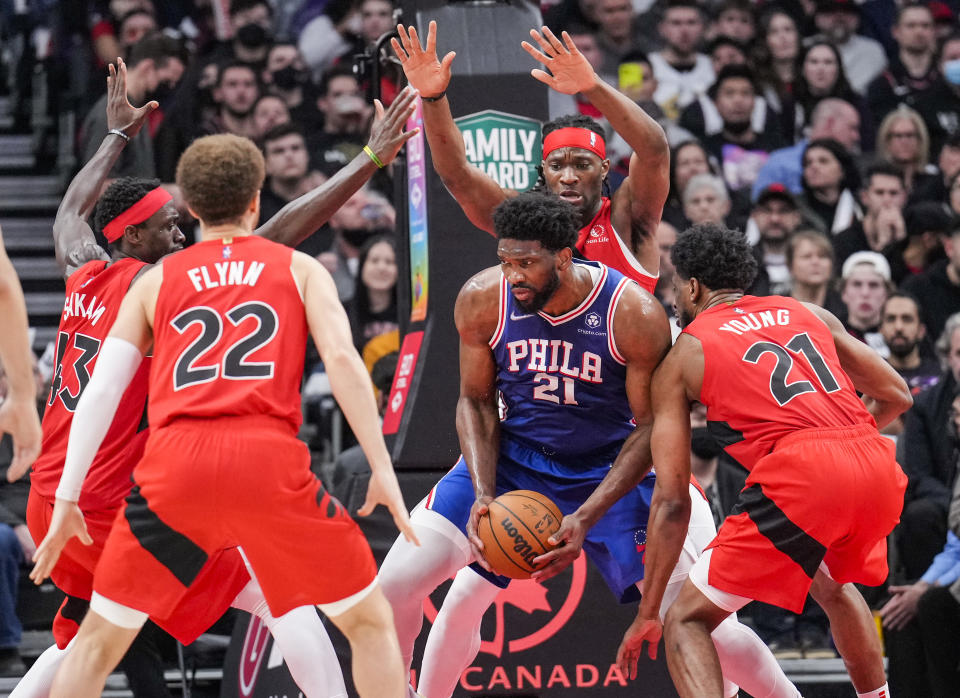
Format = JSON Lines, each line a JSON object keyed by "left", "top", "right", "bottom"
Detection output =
{"left": 706, "top": 424, "right": 907, "bottom": 612}
{"left": 93, "top": 415, "right": 378, "bottom": 621}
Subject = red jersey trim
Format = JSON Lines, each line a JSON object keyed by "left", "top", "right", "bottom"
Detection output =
{"left": 489, "top": 275, "right": 508, "bottom": 349}
{"left": 537, "top": 264, "right": 608, "bottom": 326}
{"left": 606, "top": 277, "right": 631, "bottom": 365}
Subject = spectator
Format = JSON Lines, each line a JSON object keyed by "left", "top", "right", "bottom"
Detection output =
{"left": 752, "top": 98, "right": 861, "bottom": 198}
{"left": 866, "top": 4, "right": 938, "bottom": 123}
{"left": 888, "top": 201, "right": 950, "bottom": 284}
{"left": 682, "top": 173, "right": 731, "bottom": 226}
{"left": 310, "top": 65, "right": 374, "bottom": 177}
{"left": 797, "top": 138, "right": 862, "bottom": 235}
{"left": 708, "top": 0, "right": 755, "bottom": 45}
{"left": 543, "top": 0, "right": 601, "bottom": 38}
{"left": 915, "top": 32, "right": 960, "bottom": 155}
{"left": 261, "top": 42, "right": 322, "bottom": 132}
{"left": 348, "top": 235, "right": 398, "bottom": 352}
{"left": 298, "top": 0, "right": 362, "bottom": 80}
{"left": 259, "top": 123, "right": 312, "bottom": 220}
{"left": 251, "top": 94, "right": 291, "bottom": 140}
{"left": 876, "top": 105, "right": 937, "bottom": 194}
{"left": 317, "top": 186, "right": 395, "bottom": 302}
{"left": 787, "top": 40, "right": 868, "bottom": 146}
{"left": 359, "top": 0, "right": 395, "bottom": 47}
{"left": 688, "top": 402, "right": 746, "bottom": 531}
{"left": 786, "top": 228, "right": 846, "bottom": 317}
{"left": 839, "top": 250, "right": 891, "bottom": 353}
{"left": 206, "top": 0, "right": 275, "bottom": 70}
{"left": 902, "top": 219, "right": 960, "bottom": 342}
{"left": 650, "top": 0, "right": 714, "bottom": 116}
{"left": 594, "top": 0, "right": 645, "bottom": 78}
{"left": 116, "top": 8, "right": 159, "bottom": 57}
{"left": 812, "top": 0, "right": 887, "bottom": 95}
{"left": 702, "top": 65, "right": 784, "bottom": 195}
{"left": 894, "top": 313, "right": 960, "bottom": 611}
{"left": 663, "top": 139, "right": 716, "bottom": 229}
{"left": 881, "top": 292, "right": 941, "bottom": 400}
{"left": 706, "top": 35, "right": 748, "bottom": 77}
{"left": 911, "top": 130, "right": 960, "bottom": 204}
{"left": 198, "top": 61, "right": 260, "bottom": 138}
{"left": 79, "top": 33, "right": 187, "bottom": 180}
{"left": 832, "top": 163, "right": 907, "bottom": 268}
{"left": 753, "top": 8, "right": 800, "bottom": 118}
{"left": 749, "top": 184, "right": 802, "bottom": 295}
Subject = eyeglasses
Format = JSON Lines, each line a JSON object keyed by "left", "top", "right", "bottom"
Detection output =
{"left": 888, "top": 131, "right": 919, "bottom": 140}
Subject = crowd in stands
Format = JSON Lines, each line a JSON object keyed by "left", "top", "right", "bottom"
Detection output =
{"left": 1, "top": 0, "right": 960, "bottom": 690}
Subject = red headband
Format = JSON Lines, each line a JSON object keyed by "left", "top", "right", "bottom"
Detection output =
{"left": 102, "top": 187, "right": 173, "bottom": 243}
{"left": 542, "top": 127, "right": 606, "bottom": 160}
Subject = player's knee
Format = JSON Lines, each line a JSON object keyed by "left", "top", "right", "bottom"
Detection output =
{"left": 329, "top": 586, "right": 396, "bottom": 640}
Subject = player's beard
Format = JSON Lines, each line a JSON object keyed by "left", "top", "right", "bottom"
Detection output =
{"left": 515, "top": 269, "right": 560, "bottom": 313}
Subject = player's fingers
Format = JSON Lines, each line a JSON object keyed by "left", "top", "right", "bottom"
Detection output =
{"left": 396, "top": 24, "right": 411, "bottom": 50}
{"left": 647, "top": 636, "right": 658, "bottom": 661}
{"left": 390, "top": 37, "right": 408, "bottom": 61}
{"left": 520, "top": 41, "right": 550, "bottom": 65}
{"left": 528, "top": 30, "right": 553, "bottom": 57}
{"left": 78, "top": 522, "right": 93, "bottom": 546}
{"left": 356, "top": 497, "right": 375, "bottom": 517}
{"left": 529, "top": 69, "right": 553, "bottom": 86}
{"left": 540, "top": 26, "right": 565, "bottom": 53}
{"left": 425, "top": 20, "right": 437, "bottom": 54}
{"left": 440, "top": 51, "right": 456, "bottom": 72}
{"left": 409, "top": 25, "right": 423, "bottom": 53}
{"left": 560, "top": 31, "right": 580, "bottom": 54}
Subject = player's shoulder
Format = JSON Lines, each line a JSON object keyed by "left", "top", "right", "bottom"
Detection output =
{"left": 611, "top": 276, "right": 667, "bottom": 324}
{"left": 455, "top": 266, "right": 501, "bottom": 334}
{"left": 458, "top": 265, "right": 502, "bottom": 301}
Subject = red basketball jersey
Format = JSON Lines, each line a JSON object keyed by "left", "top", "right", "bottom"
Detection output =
{"left": 683, "top": 295, "right": 875, "bottom": 471}
{"left": 148, "top": 236, "right": 307, "bottom": 433}
{"left": 574, "top": 197, "right": 657, "bottom": 294}
{"left": 32, "top": 258, "right": 152, "bottom": 511}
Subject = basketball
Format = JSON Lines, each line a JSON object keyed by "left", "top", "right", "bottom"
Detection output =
{"left": 477, "top": 490, "right": 563, "bottom": 579}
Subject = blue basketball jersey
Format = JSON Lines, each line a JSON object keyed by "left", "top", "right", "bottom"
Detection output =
{"left": 491, "top": 261, "right": 635, "bottom": 459}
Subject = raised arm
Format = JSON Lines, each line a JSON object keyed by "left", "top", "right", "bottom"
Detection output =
{"left": 454, "top": 268, "right": 502, "bottom": 564}
{"left": 54, "top": 58, "right": 157, "bottom": 279}
{"left": 392, "top": 21, "right": 512, "bottom": 234}
{"left": 256, "top": 87, "right": 420, "bottom": 245}
{"left": 296, "top": 252, "right": 417, "bottom": 545}
{"left": 531, "top": 284, "right": 671, "bottom": 580}
{"left": 522, "top": 28, "right": 668, "bottom": 273}
{"left": 617, "top": 335, "right": 700, "bottom": 675}
{"left": 0, "top": 225, "right": 42, "bottom": 479}
{"left": 804, "top": 303, "right": 913, "bottom": 428}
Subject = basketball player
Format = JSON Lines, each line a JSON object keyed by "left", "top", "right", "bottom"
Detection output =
{"left": 31, "top": 132, "right": 414, "bottom": 698}
{"left": 15, "top": 59, "right": 419, "bottom": 697}
{"left": 379, "top": 193, "right": 801, "bottom": 698}
{"left": 0, "top": 224, "right": 42, "bottom": 473}
{"left": 617, "top": 223, "right": 911, "bottom": 698}
{"left": 392, "top": 22, "right": 667, "bottom": 292}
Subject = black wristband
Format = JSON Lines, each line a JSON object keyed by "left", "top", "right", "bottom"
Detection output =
{"left": 421, "top": 91, "right": 446, "bottom": 102}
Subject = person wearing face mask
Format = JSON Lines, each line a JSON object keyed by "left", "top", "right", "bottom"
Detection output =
{"left": 262, "top": 42, "right": 323, "bottom": 133}
{"left": 916, "top": 32, "right": 960, "bottom": 155}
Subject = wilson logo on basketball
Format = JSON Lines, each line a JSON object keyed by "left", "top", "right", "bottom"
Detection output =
{"left": 498, "top": 516, "right": 539, "bottom": 567}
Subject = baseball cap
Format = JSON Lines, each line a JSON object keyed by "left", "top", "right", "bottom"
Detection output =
{"left": 815, "top": 0, "right": 859, "bottom": 14}
{"left": 929, "top": 0, "right": 954, "bottom": 23}
{"left": 755, "top": 183, "right": 798, "bottom": 209}
{"left": 841, "top": 251, "right": 891, "bottom": 281}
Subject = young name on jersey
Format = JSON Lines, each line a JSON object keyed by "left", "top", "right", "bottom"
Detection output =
{"left": 718, "top": 308, "right": 792, "bottom": 336}
{"left": 186, "top": 260, "right": 265, "bottom": 292}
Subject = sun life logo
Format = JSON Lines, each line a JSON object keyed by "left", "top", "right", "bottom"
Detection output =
{"left": 590, "top": 225, "right": 603, "bottom": 238}
{"left": 585, "top": 312, "right": 601, "bottom": 329}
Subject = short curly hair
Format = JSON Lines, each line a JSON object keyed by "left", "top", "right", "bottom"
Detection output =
{"left": 493, "top": 191, "right": 578, "bottom": 252}
{"left": 176, "top": 134, "right": 265, "bottom": 225}
{"left": 94, "top": 177, "right": 161, "bottom": 237}
{"left": 671, "top": 222, "right": 757, "bottom": 291}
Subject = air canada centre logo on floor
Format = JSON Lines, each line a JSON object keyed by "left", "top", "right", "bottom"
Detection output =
{"left": 454, "top": 110, "right": 542, "bottom": 192}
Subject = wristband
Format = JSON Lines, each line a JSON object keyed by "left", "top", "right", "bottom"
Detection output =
{"left": 421, "top": 91, "right": 446, "bottom": 102}
{"left": 108, "top": 128, "right": 130, "bottom": 142}
{"left": 363, "top": 145, "right": 385, "bottom": 169}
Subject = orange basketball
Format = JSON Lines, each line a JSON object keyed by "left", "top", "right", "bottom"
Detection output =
{"left": 477, "top": 490, "right": 563, "bottom": 579}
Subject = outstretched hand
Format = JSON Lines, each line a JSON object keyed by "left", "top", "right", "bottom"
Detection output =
{"left": 616, "top": 612, "right": 663, "bottom": 679}
{"left": 106, "top": 57, "right": 158, "bottom": 138}
{"left": 365, "top": 86, "right": 421, "bottom": 167}
{"left": 30, "top": 498, "right": 92, "bottom": 585}
{"left": 391, "top": 21, "right": 455, "bottom": 99}
{"left": 521, "top": 27, "right": 598, "bottom": 95}
{"left": 357, "top": 469, "right": 421, "bottom": 546}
